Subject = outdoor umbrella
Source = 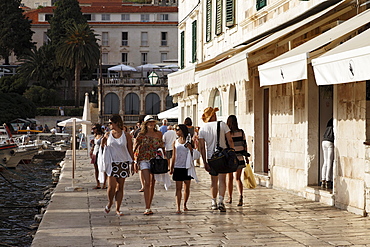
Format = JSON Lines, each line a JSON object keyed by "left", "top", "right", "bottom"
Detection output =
{"left": 58, "top": 117, "right": 91, "bottom": 190}
{"left": 107, "top": 64, "right": 137, "bottom": 72}
{"left": 81, "top": 93, "right": 92, "bottom": 155}
{"left": 136, "top": 64, "right": 160, "bottom": 72}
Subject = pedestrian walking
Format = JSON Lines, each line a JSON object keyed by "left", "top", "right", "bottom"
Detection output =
{"left": 321, "top": 118, "right": 334, "bottom": 189}
{"left": 159, "top": 119, "right": 168, "bottom": 134}
{"left": 170, "top": 124, "right": 199, "bottom": 214}
{"left": 133, "top": 115, "right": 165, "bottom": 215}
{"left": 226, "top": 115, "right": 248, "bottom": 206}
{"left": 90, "top": 123, "right": 106, "bottom": 189}
{"left": 163, "top": 125, "right": 177, "bottom": 164}
{"left": 198, "top": 107, "right": 234, "bottom": 212}
{"left": 99, "top": 115, "right": 134, "bottom": 216}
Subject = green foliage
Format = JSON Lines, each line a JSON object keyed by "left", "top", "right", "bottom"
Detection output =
{"left": 23, "top": 85, "right": 60, "bottom": 107}
{"left": 36, "top": 107, "right": 59, "bottom": 116}
{"left": 0, "top": 93, "right": 36, "bottom": 124}
{"left": 0, "top": 0, "right": 34, "bottom": 64}
{"left": 47, "top": 0, "right": 87, "bottom": 48}
{"left": 18, "top": 45, "right": 62, "bottom": 88}
{"left": 56, "top": 22, "right": 100, "bottom": 107}
{"left": 65, "top": 107, "right": 83, "bottom": 116}
{"left": 0, "top": 74, "right": 28, "bottom": 94}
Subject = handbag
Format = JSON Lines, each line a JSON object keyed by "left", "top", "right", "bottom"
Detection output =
{"left": 149, "top": 148, "right": 169, "bottom": 174}
{"left": 208, "top": 121, "right": 239, "bottom": 173}
{"left": 243, "top": 163, "right": 256, "bottom": 189}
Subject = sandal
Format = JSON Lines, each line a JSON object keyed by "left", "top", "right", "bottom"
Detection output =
{"left": 139, "top": 188, "right": 144, "bottom": 192}
{"left": 237, "top": 196, "right": 243, "bottom": 207}
{"left": 116, "top": 211, "right": 124, "bottom": 217}
{"left": 104, "top": 205, "right": 111, "bottom": 214}
{"left": 176, "top": 210, "right": 182, "bottom": 215}
{"left": 226, "top": 198, "right": 232, "bottom": 204}
{"left": 183, "top": 207, "right": 189, "bottom": 211}
{"left": 93, "top": 186, "right": 101, "bottom": 189}
{"left": 143, "top": 209, "right": 153, "bottom": 215}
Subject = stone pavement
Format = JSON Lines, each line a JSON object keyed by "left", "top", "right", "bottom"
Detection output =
{"left": 31, "top": 150, "right": 370, "bottom": 247}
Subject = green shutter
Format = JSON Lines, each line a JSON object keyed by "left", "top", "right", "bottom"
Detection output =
{"left": 206, "top": 0, "right": 212, "bottom": 42}
{"left": 181, "top": 31, "right": 185, "bottom": 69}
{"left": 192, "top": 20, "right": 197, "bottom": 63}
{"left": 226, "top": 0, "right": 235, "bottom": 27}
{"left": 215, "top": 0, "right": 223, "bottom": 35}
{"left": 256, "top": 0, "right": 266, "bottom": 10}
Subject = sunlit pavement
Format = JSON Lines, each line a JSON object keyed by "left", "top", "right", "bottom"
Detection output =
{"left": 31, "top": 150, "right": 370, "bottom": 246}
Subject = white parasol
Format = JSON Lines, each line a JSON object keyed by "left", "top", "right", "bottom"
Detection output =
{"left": 58, "top": 117, "right": 91, "bottom": 191}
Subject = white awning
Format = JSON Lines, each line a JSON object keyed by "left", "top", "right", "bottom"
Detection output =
{"left": 197, "top": 0, "right": 345, "bottom": 92}
{"left": 198, "top": 51, "right": 248, "bottom": 92}
{"left": 258, "top": 8, "right": 370, "bottom": 86}
{"left": 157, "top": 106, "right": 179, "bottom": 119}
{"left": 312, "top": 28, "right": 370, "bottom": 85}
{"left": 167, "top": 66, "right": 195, "bottom": 95}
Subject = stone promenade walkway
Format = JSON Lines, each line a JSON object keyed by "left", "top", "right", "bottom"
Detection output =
{"left": 31, "top": 150, "right": 370, "bottom": 247}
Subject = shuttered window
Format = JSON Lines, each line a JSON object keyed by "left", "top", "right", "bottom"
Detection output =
{"left": 192, "top": 20, "right": 197, "bottom": 63}
{"left": 206, "top": 0, "right": 212, "bottom": 42}
{"left": 256, "top": 0, "right": 266, "bottom": 11}
{"left": 215, "top": 0, "right": 223, "bottom": 35}
{"left": 226, "top": 0, "right": 235, "bottom": 27}
{"left": 180, "top": 31, "right": 185, "bottom": 69}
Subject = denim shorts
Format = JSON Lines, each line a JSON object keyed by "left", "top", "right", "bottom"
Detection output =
{"left": 139, "top": 160, "right": 150, "bottom": 170}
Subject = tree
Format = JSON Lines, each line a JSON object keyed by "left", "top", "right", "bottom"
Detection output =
{"left": 47, "top": 0, "right": 87, "bottom": 48}
{"left": 0, "top": 0, "right": 34, "bottom": 64}
{"left": 56, "top": 23, "right": 100, "bottom": 107}
{"left": 18, "top": 45, "right": 62, "bottom": 88}
{"left": 0, "top": 93, "right": 36, "bottom": 124}
{"left": 23, "top": 85, "right": 60, "bottom": 107}
{"left": 0, "top": 74, "right": 28, "bottom": 95}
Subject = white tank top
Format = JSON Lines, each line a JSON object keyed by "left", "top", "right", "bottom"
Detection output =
{"left": 107, "top": 131, "right": 132, "bottom": 163}
{"left": 174, "top": 139, "right": 188, "bottom": 168}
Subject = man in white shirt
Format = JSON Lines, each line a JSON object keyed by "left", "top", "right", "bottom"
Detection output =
{"left": 198, "top": 107, "right": 234, "bottom": 212}
{"left": 162, "top": 125, "right": 177, "bottom": 163}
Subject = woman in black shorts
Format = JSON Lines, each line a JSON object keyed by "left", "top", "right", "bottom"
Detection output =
{"left": 170, "top": 124, "right": 194, "bottom": 214}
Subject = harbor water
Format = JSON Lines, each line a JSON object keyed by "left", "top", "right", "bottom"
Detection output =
{"left": 0, "top": 159, "right": 61, "bottom": 247}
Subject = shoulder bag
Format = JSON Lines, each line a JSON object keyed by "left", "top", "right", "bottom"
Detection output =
{"left": 208, "top": 121, "right": 239, "bottom": 173}
{"left": 149, "top": 148, "right": 169, "bottom": 174}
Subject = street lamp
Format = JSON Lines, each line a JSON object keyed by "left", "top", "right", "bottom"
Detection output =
{"left": 148, "top": 71, "right": 159, "bottom": 85}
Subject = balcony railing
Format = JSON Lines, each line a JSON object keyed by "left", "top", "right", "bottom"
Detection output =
{"left": 100, "top": 114, "right": 159, "bottom": 126}
{"left": 102, "top": 77, "right": 168, "bottom": 86}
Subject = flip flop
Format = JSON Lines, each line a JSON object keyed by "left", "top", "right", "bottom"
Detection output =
{"left": 116, "top": 211, "right": 124, "bottom": 217}
{"left": 104, "top": 205, "right": 111, "bottom": 214}
{"left": 176, "top": 210, "right": 182, "bottom": 215}
{"left": 139, "top": 188, "right": 144, "bottom": 192}
{"left": 93, "top": 186, "right": 101, "bottom": 189}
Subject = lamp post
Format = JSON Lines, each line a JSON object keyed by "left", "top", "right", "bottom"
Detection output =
{"left": 148, "top": 71, "right": 159, "bottom": 85}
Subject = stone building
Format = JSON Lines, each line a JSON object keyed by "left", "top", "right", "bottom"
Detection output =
{"left": 24, "top": 2, "right": 178, "bottom": 126}
{"left": 169, "top": 0, "right": 370, "bottom": 215}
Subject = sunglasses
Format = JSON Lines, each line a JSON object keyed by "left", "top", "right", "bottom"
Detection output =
{"left": 175, "top": 128, "right": 181, "bottom": 131}
{"left": 108, "top": 122, "right": 113, "bottom": 125}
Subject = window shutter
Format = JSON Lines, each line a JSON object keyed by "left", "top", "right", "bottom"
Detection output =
{"left": 215, "top": 0, "right": 223, "bottom": 35}
{"left": 192, "top": 20, "right": 197, "bottom": 63}
{"left": 226, "top": 0, "right": 235, "bottom": 27}
{"left": 256, "top": 0, "right": 266, "bottom": 11}
{"left": 181, "top": 31, "right": 185, "bottom": 69}
{"left": 206, "top": 0, "right": 212, "bottom": 42}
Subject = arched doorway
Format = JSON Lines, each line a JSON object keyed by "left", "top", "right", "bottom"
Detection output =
{"left": 104, "top": 93, "right": 119, "bottom": 114}
{"left": 145, "top": 93, "right": 160, "bottom": 115}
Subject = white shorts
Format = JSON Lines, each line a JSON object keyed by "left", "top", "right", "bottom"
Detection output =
{"left": 139, "top": 160, "right": 150, "bottom": 170}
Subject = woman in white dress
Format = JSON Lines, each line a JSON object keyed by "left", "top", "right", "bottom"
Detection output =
{"left": 100, "top": 115, "right": 134, "bottom": 216}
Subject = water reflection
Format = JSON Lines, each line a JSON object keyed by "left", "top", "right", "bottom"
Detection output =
{"left": 0, "top": 159, "right": 60, "bottom": 247}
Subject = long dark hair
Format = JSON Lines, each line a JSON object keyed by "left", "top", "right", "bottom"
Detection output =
{"left": 227, "top": 115, "right": 239, "bottom": 133}
{"left": 184, "top": 117, "right": 192, "bottom": 127}
{"left": 93, "top": 123, "right": 103, "bottom": 136}
{"left": 109, "top": 114, "right": 124, "bottom": 130}
{"left": 177, "top": 124, "right": 189, "bottom": 138}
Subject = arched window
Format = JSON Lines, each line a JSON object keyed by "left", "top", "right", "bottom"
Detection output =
{"left": 145, "top": 93, "right": 160, "bottom": 114}
{"left": 213, "top": 89, "right": 222, "bottom": 116}
{"left": 165, "top": 94, "right": 177, "bottom": 110}
{"left": 104, "top": 93, "right": 119, "bottom": 114}
{"left": 125, "top": 93, "right": 140, "bottom": 114}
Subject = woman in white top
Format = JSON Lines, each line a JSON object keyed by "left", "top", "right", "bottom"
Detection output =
{"left": 101, "top": 115, "right": 134, "bottom": 216}
{"left": 170, "top": 124, "right": 194, "bottom": 214}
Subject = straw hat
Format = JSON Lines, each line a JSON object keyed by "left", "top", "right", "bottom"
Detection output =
{"left": 201, "top": 107, "right": 219, "bottom": 123}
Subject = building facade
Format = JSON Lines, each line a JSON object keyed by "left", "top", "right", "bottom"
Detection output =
{"left": 24, "top": 3, "right": 178, "bottom": 125}
{"left": 169, "top": 0, "right": 370, "bottom": 215}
